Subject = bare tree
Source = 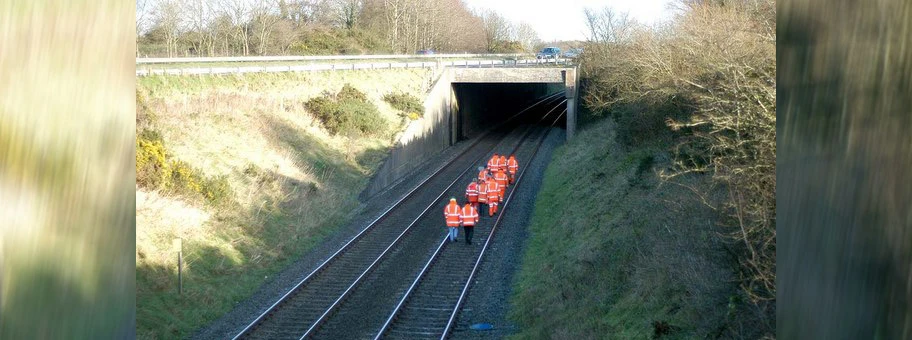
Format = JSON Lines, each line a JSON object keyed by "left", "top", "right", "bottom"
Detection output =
{"left": 271, "top": 19, "right": 297, "bottom": 54}
{"left": 381, "top": 0, "right": 405, "bottom": 52}
{"left": 185, "top": 0, "right": 217, "bottom": 56}
{"left": 280, "top": 0, "right": 322, "bottom": 27}
{"left": 136, "top": 0, "right": 151, "bottom": 38}
{"left": 153, "top": 0, "right": 185, "bottom": 57}
{"left": 583, "top": 7, "right": 635, "bottom": 44}
{"left": 325, "top": 0, "right": 363, "bottom": 29}
{"left": 251, "top": 0, "right": 283, "bottom": 55}
{"left": 480, "top": 10, "right": 512, "bottom": 52}
{"left": 512, "top": 22, "right": 540, "bottom": 52}
{"left": 222, "top": 0, "right": 253, "bottom": 55}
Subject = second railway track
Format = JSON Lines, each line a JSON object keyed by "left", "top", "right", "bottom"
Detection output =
{"left": 374, "top": 108, "right": 567, "bottom": 340}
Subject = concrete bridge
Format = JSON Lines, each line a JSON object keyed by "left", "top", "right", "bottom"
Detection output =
{"left": 363, "top": 66, "right": 578, "bottom": 199}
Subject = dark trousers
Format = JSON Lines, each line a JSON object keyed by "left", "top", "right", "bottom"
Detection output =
{"left": 478, "top": 203, "right": 487, "bottom": 216}
{"left": 464, "top": 226, "right": 474, "bottom": 244}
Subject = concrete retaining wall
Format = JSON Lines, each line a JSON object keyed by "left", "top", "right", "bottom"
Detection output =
{"left": 361, "top": 70, "right": 454, "bottom": 199}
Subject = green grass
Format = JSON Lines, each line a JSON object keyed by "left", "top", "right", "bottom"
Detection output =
{"left": 135, "top": 69, "right": 424, "bottom": 339}
{"left": 136, "top": 123, "right": 366, "bottom": 339}
{"left": 508, "top": 115, "right": 744, "bottom": 339}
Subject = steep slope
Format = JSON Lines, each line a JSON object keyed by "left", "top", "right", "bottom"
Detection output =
{"left": 509, "top": 116, "right": 764, "bottom": 338}
{"left": 135, "top": 69, "right": 431, "bottom": 339}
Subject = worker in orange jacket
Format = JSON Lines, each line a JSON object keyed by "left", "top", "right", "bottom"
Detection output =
{"left": 477, "top": 178, "right": 488, "bottom": 216}
{"left": 487, "top": 153, "right": 500, "bottom": 172}
{"left": 444, "top": 198, "right": 462, "bottom": 242}
{"left": 460, "top": 202, "right": 479, "bottom": 245}
{"left": 465, "top": 180, "right": 479, "bottom": 210}
{"left": 498, "top": 154, "right": 508, "bottom": 175}
{"left": 507, "top": 154, "right": 518, "bottom": 184}
{"left": 494, "top": 169, "right": 509, "bottom": 199}
{"left": 485, "top": 179, "right": 500, "bottom": 216}
{"left": 477, "top": 166, "right": 489, "bottom": 183}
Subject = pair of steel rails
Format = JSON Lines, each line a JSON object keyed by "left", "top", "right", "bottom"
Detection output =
{"left": 233, "top": 93, "right": 567, "bottom": 340}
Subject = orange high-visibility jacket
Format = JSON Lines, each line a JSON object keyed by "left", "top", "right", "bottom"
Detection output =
{"left": 485, "top": 180, "right": 500, "bottom": 202}
{"left": 444, "top": 201, "right": 461, "bottom": 227}
{"left": 466, "top": 182, "right": 479, "bottom": 202}
{"left": 495, "top": 170, "right": 509, "bottom": 188}
{"left": 487, "top": 156, "right": 499, "bottom": 171}
{"left": 477, "top": 180, "right": 488, "bottom": 203}
{"left": 461, "top": 204, "right": 479, "bottom": 226}
{"left": 507, "top": 156, "right": 518, "bottom": 174}
{"left": 498, "top": 155, "right": 508, "bottom": 171}
{"left": 477, "top": 169, "right": 489, "bottom": 183}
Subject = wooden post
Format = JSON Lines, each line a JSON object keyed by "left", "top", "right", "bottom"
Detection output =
{"left": 173, "top": 238, "right": 183, "bottom": 295}
{"left": 178, "top": 251, "right": 183, "bottom": 295}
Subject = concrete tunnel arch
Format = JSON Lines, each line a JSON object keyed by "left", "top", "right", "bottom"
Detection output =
{"left": 362, "top": 66, "right": 578, "bottom": 199}
{"left": 448, "top": 67, "right": 578, "bottom": 143}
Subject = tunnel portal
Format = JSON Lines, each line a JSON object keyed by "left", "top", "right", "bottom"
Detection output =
{"left": 452, "top": 82, "right": 566, "bottom": 141}
{"left": 362, "top": 66, "right": 577, "bottom": 199}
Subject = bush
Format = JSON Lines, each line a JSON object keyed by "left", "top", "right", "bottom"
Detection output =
{"left": 136, "top": 129, "right": 233, "bottom": 206}
{"left": 338, "top": 84, "right": 369, "bottom": 102}
{"left": 290, "top": 28, "right": 388, "bottom": 55}
{"left": 383, "top": 92, "right": 424, "bottom": 120}
{"left": 200, "top": 175, "right": 232, "bottom": 206}
{"left": 136, "top": 132, "right": 169, "bottom": 188}
{"left": 304, "top": 84, "right": 387, "bottom": 136}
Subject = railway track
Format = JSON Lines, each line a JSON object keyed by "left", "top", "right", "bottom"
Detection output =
{"left": 374, "top": 107, "right": 567, "bottom": 340}
{"left": 233, "top": 93, "right": 566, "bottom": 340}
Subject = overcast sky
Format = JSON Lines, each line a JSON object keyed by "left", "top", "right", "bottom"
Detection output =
{"left": 463, "top": 0, "right": 676, "bottom": 41}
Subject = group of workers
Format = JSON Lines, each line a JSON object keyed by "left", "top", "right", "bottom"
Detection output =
{"left": 444, "top": 153, "right": 519, "bottom": 245}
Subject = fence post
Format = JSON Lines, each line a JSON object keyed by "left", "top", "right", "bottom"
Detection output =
{"left": 172, "top": 238, "right": 183, "bottom": 295}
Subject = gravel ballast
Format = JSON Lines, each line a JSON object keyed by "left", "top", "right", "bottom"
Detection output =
{"left": 451, "top": 128, "right": 566, "bottom": 339}
{"left": 191, "top": 125, "right": 565, "bottom": 340}
{"left": 190, "top": 130, "right": 501, "bottom": 340}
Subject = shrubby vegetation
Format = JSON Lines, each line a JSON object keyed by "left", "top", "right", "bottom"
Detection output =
{"left": 136, "top": 129, "right": 232, "bottom": 206}
{"left": 383, "top": 92, "right": 424, "bottom": 120}
{"left": 581, "top": 0, "right": 775, "bottom": 306}
{"left": 305, "top": 84, "right": 388, "bottom": 136}
{"left": 289, "top": 28, "right": 388, "bottom": 55}
{"left": 513, "top": 0, "right": 775, "bottom": 338}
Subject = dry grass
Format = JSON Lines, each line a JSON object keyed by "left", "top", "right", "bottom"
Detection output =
{"left": 137, "top": 69, "right": 430, "bottom": 209}
{"left": 510, "top": 117, "right": 750, "bottom": 339}
{"left": 136, "top": 68, "right": 431, "bottom": 339}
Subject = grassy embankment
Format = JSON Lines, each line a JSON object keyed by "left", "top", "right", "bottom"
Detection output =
{"left": 508, "top": 113, "right": 747, "bottom": 339}
{"left": 509, "top": 2, "right": 775, "bottom": 338}
{"left": 136, "top": 68, "right": 430, "bottom": 339}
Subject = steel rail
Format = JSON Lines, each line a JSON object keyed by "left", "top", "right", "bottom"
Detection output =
{"left": 439, "top": 108, "right": 568, "bottom": 339}
{"left": 297, "top": 104, "right": 556, "bottom": 339}
{"left": 372, "top": 102, "right": 567, "bottom": 340}
{"left": 298, "top": 96, "right": 564, "bottom": 338}
{"left": 232, "top": 91, "right": 563, "bottom": 340}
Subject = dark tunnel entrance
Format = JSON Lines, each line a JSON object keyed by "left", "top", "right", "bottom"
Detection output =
{"left": 451, "top": 82, "right": 567, "bottom": 142}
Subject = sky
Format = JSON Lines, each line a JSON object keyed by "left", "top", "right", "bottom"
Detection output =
{"left": 463, "top": 0, "right": 676, "bottom": 41}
